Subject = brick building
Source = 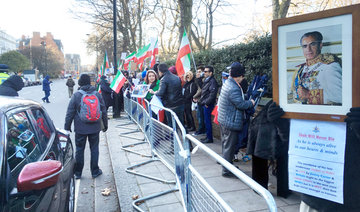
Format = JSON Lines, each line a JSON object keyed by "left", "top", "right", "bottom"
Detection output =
{"left": 19, "top": 32, "right": 64, "bottom": 60}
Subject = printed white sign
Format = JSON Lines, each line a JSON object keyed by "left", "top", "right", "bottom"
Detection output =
{"left": 150, "top": 95, "right": 163, "bottom": 114}
{"left": 289, "top": 119, "right": 346, "bottom": 203}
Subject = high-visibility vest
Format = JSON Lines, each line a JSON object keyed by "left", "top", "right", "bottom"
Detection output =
{"left": 0, "top": 73, "right": 9, "bottom": 85}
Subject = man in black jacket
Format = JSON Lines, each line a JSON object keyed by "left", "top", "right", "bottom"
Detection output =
{"left": 0, "top": 75, "right": 24, "bottom": 96}
{"left": 150, "top": 63, "right": 184, "bottom": 128}
{"left": 64, "top": 74, "right": 108, "bottom": 179}
{"left": 199, "top": 65, "right": 219, "bottom": 143}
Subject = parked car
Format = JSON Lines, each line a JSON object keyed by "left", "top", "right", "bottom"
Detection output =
{"left": 0, "top": 97, "right": 75, "bottom": 212}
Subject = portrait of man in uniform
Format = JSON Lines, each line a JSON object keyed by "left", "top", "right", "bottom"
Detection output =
{"left": 289, "top": 31, "right": 342, "bottom": 105}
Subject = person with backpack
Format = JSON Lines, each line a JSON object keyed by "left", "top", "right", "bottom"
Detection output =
{"left": 64, "top": 74, "right": 108, "bottom": 179}
{"left": 66, "top": 75, "right": 75, "bottom": 98}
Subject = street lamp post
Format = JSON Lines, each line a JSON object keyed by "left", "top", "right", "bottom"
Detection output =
{"left": 113, "top": 0, "right": 120, "bottom": 118}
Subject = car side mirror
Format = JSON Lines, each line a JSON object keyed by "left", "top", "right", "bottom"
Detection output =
{"left": 17, "top": 160, "right": 63, "bottom": 192}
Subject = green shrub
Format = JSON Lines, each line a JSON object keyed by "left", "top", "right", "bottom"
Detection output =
{"left": 165, "top": 34, "right": 273, "bottom": 96}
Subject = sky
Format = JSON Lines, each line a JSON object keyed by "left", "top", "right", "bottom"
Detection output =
{"left": 0, "top": 0, "right": 271, "bottom": 66}
{"left": 0, "top": 0, "right": 94, "bottom": 65}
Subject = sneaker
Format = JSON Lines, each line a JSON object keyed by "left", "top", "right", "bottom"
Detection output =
{"left": 74, "top": 174, "right": 81, "bottom": 180}
{"left": 233, "top": 155, "right": 239, "bottom": 162}
{"left": 200, "top": 138, "right": 213, "bottom": 143}
{"left": 92, "top": 169, "right": 103, "bottom": 178}
{"left": 222, "top": 172, "right": 237, "bottom": 178}
{"left": 192, "top": 131, "right": 205, "bottom": 136}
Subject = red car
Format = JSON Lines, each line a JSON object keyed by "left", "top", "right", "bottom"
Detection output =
{"left": 0, "top": 97, "right": 75, "bottom": 212}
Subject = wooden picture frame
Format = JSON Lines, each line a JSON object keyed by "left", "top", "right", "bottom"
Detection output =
{"left": 272, "top": 4, "right": 360, "bottom": 122}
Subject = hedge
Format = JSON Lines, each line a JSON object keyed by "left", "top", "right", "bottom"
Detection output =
{"left": 165, "top": 34, "right": 273, "bottom": 97}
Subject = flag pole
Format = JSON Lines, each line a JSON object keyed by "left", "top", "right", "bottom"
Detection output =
{"left": 185, "top": 28, "right": 197, "bottom": 71}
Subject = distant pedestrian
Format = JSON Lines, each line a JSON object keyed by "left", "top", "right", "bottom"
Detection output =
{"left": 64, "top": 74, "right": 108, "bottom": 179}
{"left": 66, "top": 76, "right": 75, "bottom": 98}
{"left": 199, "top": 65, "right": 219, "bottom": 143}
{"left": 42, "top": 75, "right": 52, "bottom": 103}
{"left": 217, "top": 62, "right": 254, "bottom": 177}
{"left": 99, "top": 75, "right": 114, "bottom": 111}
{"left": 0, "top": 75, "right": 24, "bottom": 96}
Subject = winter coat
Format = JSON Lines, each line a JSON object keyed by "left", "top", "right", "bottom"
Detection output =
{"left": 66, "top": 78, "right": 75, "bottom": 88}
{"left": 155, "top": 71, "right": 184, "bottom": 108}
{"left": 144, "top": 80, "right": 160, "bottom": 101}
{"left": 217, "top": 77, "right": 253, "bottom": 131}
{"left": 64, "top": 85, "right": 108, "bottom": 134}
{"left": 42, "top": 75, "right": 51, "bottom": 91}
{"left": 246, "top": 101, "right": 288, "bottom": 160}
{"left": 199, "top": 76, "right": 218, "bottom": 106}
{"left": 193, "top": 77, "right": 204, "bottom": 100}
{"left": 183, "top": 79, "right": 197, "bottom": 105}
{"left": 100, "top": 79, "right": 114, "bottom": 108}
{"left": 0, "top": 75, "right": 24, "bottom": 96}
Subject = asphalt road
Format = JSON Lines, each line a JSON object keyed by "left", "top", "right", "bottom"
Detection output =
{"left": 19, "top": 79, "right": 120, "bottom": 212}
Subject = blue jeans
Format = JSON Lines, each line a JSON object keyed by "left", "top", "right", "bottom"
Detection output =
{"left": 74, "top": 132, "right": 100, "bottom": 176}
{"left": 42, "top": 90, "right": 50, "bottom": 102}
{"left": 203, "top": 104, "right": 214, "bottom": 140}
{"left": 165, "top": 104, "right": 184, "bottom": 128}
{"left": 196, "top": 104, "right": 205, "bottom": 133}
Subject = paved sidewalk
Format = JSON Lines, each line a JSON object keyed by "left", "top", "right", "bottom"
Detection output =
{"left": 107, "top": 116, "right": 301, "bottom": 212}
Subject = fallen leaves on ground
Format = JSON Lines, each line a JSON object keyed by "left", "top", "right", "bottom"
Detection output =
{"left": 101, "top": 188, "right": 111, "bottom": 196}
{"left": 132, "top": 194, "right": 139, "bottom": 200}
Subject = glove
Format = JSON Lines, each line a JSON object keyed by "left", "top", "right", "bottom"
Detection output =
{"left": 345, "top": 107, "right": 360, "bottom": 139}
{"left": 267, "top": 101, "right": 289, "bottom": 142}
{"left": 65, "top": 128, "right": 72, "bottom": 133}
{"left": 102, "top": 126, "right": 108, "bottom": 132}
{"left": 267, "top": 101, "right": 284, "bottom": 122}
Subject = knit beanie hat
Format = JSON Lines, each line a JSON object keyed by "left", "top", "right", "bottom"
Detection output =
{"left": 229, "top": 62, "right": 245, "bottom": 77}
{"left": 78, "top": 74, "right": 91, "bottom": 86}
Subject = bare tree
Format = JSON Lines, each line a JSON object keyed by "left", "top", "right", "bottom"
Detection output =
{"left": 71, "top": 0, "right": 146, "bottom": 53}
{"left": 177, "top": 0, "right": 193, "bottom": 43}
{"left": 272, "top": 0, "right": 291, "bottom": 19}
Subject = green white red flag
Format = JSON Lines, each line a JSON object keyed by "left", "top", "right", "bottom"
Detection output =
{"left": 124, "top": 52, "right": 136, "bottom": 70}
{"left": 135, "top": 44, "right": 151, "bottom": 66}
{"left": 175, "top": 30, "right": 192, "bottom": 78}
{"left": 150, "top": 38, "right": 158, "bottom": 68}
{"left": 110, "top": 70, "right": 126, "bottom": 93}
{"left": 101, "top": 51, "right": 110, "bottom": 76}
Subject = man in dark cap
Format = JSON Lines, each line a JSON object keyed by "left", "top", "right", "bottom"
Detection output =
{"left": 0, "top": 75, "right": 24, "bottom": 96}
{"left": 64, "top": 74, "right": 108, "bottom": 179}
{"left": 217, "top": 62, "right": 254, "bottom": 177}
{"left": 149, "top": 63, "right": 185, "bottom": 127}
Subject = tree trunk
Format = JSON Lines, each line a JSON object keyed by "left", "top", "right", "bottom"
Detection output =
{"left": 272, "top": 0, "right": 291, "bottom": 19}
{"left": 178, "top": 0, "right": 193, "bottom": 44}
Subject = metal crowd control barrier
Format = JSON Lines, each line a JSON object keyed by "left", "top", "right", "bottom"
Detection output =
{"left": 121, "top": 94, "right": 277, "bottom": 212}
{"left": 120, "top": 96, "right": 151, "bottom": 158}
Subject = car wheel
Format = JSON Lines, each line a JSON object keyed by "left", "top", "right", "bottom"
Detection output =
{"left": 66, "top": 175, "right": 75, "bottom": 212}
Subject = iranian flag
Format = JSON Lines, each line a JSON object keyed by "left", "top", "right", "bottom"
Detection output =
{"left": 124, "top": 52, "right": 136, "bottom": 70}
{"left": 135, "top": 44, "right": 151, "bottom": 66}
{"left": 101, "top": 51, "right": 110, "bottom": 75}
{"left": 110, "top": 70, "right": 126, "bottom": 93}
{"left": 150, "top": 38, "right": 158, "bottom": 68}
{"left": 175, "top": 30, "right": 192, "bottom": 78}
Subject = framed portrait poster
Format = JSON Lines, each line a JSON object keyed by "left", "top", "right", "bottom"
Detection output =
{"left": 272, "top": 4, "right": 360, "bottom": 121}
